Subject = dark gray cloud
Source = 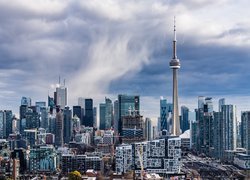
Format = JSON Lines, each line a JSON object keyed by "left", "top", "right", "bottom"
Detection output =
{"left": 0, "top": 0, "right": 249, "bottom": 120}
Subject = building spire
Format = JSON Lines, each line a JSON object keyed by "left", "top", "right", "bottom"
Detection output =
{"left": 173, "top": 16, "right": 177, "bottom": 59}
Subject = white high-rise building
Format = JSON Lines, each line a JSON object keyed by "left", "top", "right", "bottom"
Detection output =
{"left": 56, "top": 86, "right": 67, "bottom": 108}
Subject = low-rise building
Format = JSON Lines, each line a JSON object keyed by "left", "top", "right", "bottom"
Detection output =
{"left": 29, "top": 145, "right": 57, "bottom": 172}
{"left": 61, "top": 154, "right": 101, "bottom": 174}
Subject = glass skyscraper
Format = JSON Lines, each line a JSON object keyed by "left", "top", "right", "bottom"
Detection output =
{"left": 84, "top": 99, "right": 93, "bottom": 127}
{"left": 180, "top": 106, "right": 189, "bottom": 133}
{"left": 99, "top": 103, "right": 106, "bottom": 130}
{"left": 160, "top": 98, "right": 167, "bottom": 131}
{"left": 73, "top": 106, "right": 84, "bottom": 125}
{"left": 221, "top": 105, "right": 237, "bottom": 157}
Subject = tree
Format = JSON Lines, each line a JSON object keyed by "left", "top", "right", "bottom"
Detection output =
{"left": 68, "top": 171, "right": 82, "bottom": 180}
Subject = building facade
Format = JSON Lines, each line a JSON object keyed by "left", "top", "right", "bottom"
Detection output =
{"left": 115, "top": 137, "right": 181, "bottom": 176}
{"left": 118, "top": 95, "right": 140, "bottom": 136}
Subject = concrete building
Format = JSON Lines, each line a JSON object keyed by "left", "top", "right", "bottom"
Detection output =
{"left": 115, "top": 137, "right": 181, "bottom": 176}
{"left": 103, "top": 130, "right": 114, "bottom": 145}
{"left": 115, "top": 144, "right": 133, "bottom": 175}
{"left": 61, "top": 154, "right": 101, "bottom": 174}
{"left": 75, "top": 133, "right": 91, "bottom": 145}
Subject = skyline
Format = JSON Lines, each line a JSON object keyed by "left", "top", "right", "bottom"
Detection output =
{"left": 0, "top": 0, "right": 250, "bottom": 121}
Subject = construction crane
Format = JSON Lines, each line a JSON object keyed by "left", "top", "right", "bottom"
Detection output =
{"left": 137, "top": 144, "right": 144, "bottom": 180}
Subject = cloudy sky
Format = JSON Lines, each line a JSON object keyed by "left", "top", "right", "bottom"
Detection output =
{"left": 0, "top": 0, "right": 250, "bottom": 122}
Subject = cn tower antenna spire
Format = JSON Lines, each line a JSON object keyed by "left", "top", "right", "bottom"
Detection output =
{"left": 174, "top": 16, "right": 176, "bottom": 41}
{"left": 173, "top": 16, "right": 177, "bottom": 59}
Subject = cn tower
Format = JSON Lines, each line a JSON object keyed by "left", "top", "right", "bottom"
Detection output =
{"left": 169, "top": 18, "right": 181, "bottom": 136}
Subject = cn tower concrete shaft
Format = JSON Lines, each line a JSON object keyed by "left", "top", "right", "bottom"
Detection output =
{"left": 172, "top": 68, "right": 180, "bottom": 136}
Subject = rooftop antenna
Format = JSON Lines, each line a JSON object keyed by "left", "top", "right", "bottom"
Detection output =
{"left": 64, "top": 79, "right": 66, "bottom": 86}
{"left": 59, "top": 76, "right": 61, "bottom": 85}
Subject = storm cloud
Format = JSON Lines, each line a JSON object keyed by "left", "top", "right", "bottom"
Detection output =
{"left": 0, "top": 0, "right": 250, "bottom": 120}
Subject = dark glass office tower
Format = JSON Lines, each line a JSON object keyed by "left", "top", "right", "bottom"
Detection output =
{"left": 84, "top": 99, "right": 93, "bottom": 127}
{"left": 73, "top": 106, "right": 84, "bottom": 125}
{"left": 64, "top": 106, "right": 72, "bottom": 143}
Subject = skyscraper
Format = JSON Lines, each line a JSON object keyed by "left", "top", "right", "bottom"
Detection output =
{"left": 145, "top": 118, "right": 152, "bottom": 141}
{"left": 241, "top": 111, "right": 248, "bottom": 149}
{"left": 21, "top": 97, "right": 31, "bottom": 107}
{"left": 99, "top": 98, "right": 113, "bottom": 130}
{"left": 55, "top": 84, "right": 67, "bottom": 109}
{"left": 169, "top": 18, "right": 181, "bottom": 136}
{"left": 205, "top": 97, "right": 213, "bottom": 113}
{"left": 213, "top": 111, "right": 223, "bottom": 158}
{"left": 113, "top": 100, "right": 119, "bottom": 133}
{"left": 105, "top": 98, "right": 113, "bottom": 129}
{"left": 40, "top": 107, "right": 49, "bottom": 130}
{"left": 99, "top": 103, "right": 106, "bottom": 130}
{"left": 160, "top": 98, "right": 167, "bottom": 131}
{"left": 0, "top": 111, "right": 6, "bottom": 138}
{"left": 234, "top": 111, "right": 250, "bottom": 169}
{"left": 55, "top": 107, "right": 64, "bottom": 147}
{"left": 197, "top": 104, "right": 213, "bottom": 155}
{"left": 118, "top": 95, "right": 140, "bottom": 135}
{"left": 73, "top": 106, "right": 84, "bottom": 125}
{"left": 242, "top": 112, "right": 250, "bottom": 155}
{"left": 25, "top": 108, "right": 40, "bottom": 129}
{"left": 180, "top": 106, "right": 189, "bottom": 133}
{"left": 5, "top": 110, "right": 13, "bottom": 138}
{"left": 218, "top": 98, "right": 225, "bottom": 112}
{"left": 221, "top": 105, "right": 237, "bottom": 156}
{"left": 20, "top": 105, "right": 28, "bottom": 135}
{"left": 63, "top": 107, "right": 72, "bottom": 143}
{"left": 93, "top": 107, "right": 97, "bottom": 128}
{"left": 84, "top": 99, "right": 94, "bottom": 127}
{"left": 198, "top": 96, "right": 205, "bottom": 109}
